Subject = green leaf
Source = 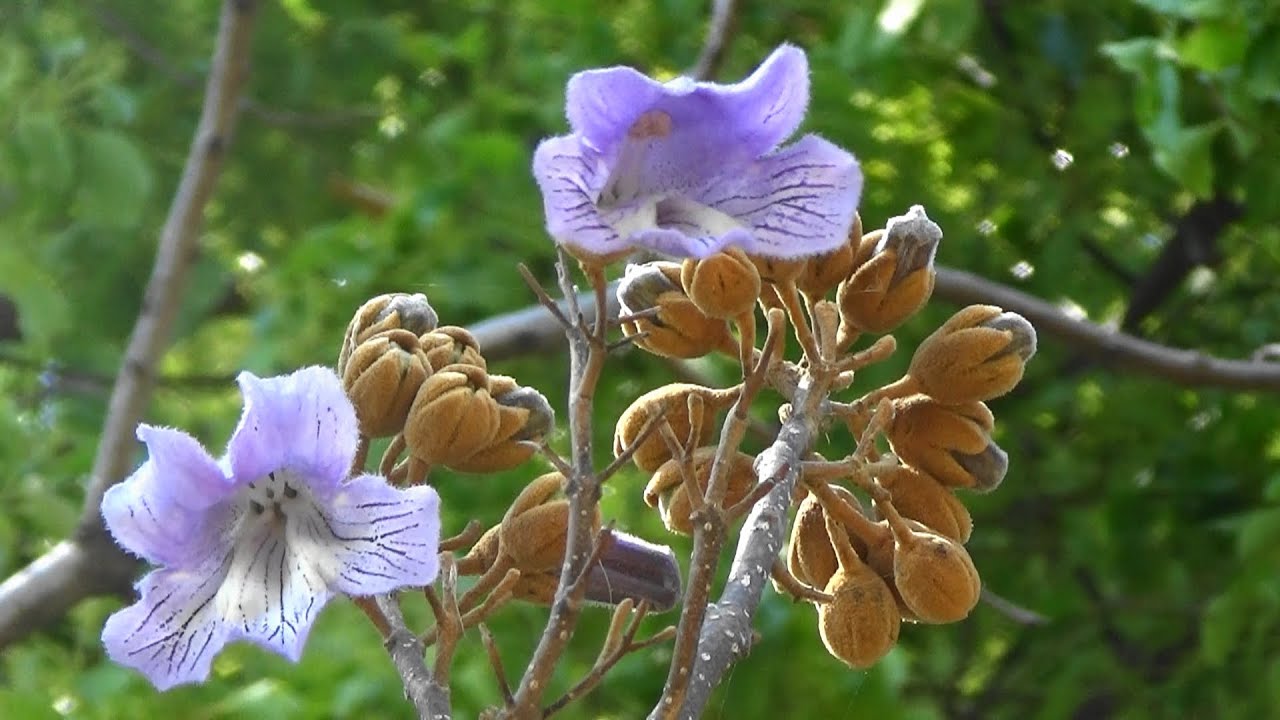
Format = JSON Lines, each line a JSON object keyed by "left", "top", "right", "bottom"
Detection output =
{"left": 1177, "top": 20, "right": 1248, "bottom": 72}
{"left": 1236, "top": 507, "right": 1280, "bottom": 558}
{"left": 1243, "top": 25, "right": 1280, "bottom": 99}
{"left": 72, "top": 129, "right": 154, "bottom": 229}
{"left": 1101, "top": 37, "right": 1162, "bottom": 76}
{"left": 13, "top": 113, "right": 75, "bottom": 193}
{"left": 1147, "top": 121, "right": 1219, "bottom": 197}
{"left": 1201, "top": 591, "right": 1247, "bottom": 665}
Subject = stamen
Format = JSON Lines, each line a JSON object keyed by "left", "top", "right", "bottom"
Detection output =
{"left": 283, "top": 484, "right": 297, "bottom": 499}
{"left": 250, "top": 500, "right": 266, "bottom": 514}
{"left": 265, "top": 488, "right": 275, "bottom": 499}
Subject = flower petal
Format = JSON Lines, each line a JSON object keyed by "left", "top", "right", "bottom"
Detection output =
{"left": 227, "top": 367, "right": 357, "bottom": 491}
{"left": 102, "top": 555, "right": 233, "bottom": 690}
{"left": 565, "top": 65, "right": 670, "bottom": 150}
{"left": 565, "top": 44, "right": 808, "bottom": 159}
{"left": 214, "top": 517, "right": 331, "bottom": 662}
{"left": 102, "top": 429, "right": 237, "bottom": 565}
{"left": 294, "top": 474, "right": 441, "bottom": 596}
{"left": 699, "top": 134, "right": 861, "bottom": 259}
{"left": 533, "top": 135, "right": 630, "bottom": 256}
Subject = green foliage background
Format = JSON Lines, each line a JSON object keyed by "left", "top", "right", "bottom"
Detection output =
{"left": 2, "top": 0, "right": 1279, "bottom": 717}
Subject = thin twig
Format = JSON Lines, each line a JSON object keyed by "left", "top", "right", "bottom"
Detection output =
{"left": 480, "top": 624, "right": 515, "bottom": 707}
{"left": 0, "top": 0, "right": 261, "bottom": 650}
{"left": 689, "top": 0, "right": 741, "bottom": 81}
{"left": 981, "top": 587, "right": 1050, "bottom": 626}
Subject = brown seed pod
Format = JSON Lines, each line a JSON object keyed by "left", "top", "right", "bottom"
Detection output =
{"left": 420, "top": 325, "right": 487, "bottom": 373}
{"left": 644, "top": 447, "right": 757, "bottom": 535}
{"left": 339, "top": 293, "right": 439, "bottom": 374}
{"left": 680, "top": 248, "right": 761, "bottom": 320}
{"left": 613, "top": 384, "right": 739, "bottom": 472}
{"left": 449, "top": 381, "right": 554, "bottom": 473}
{"left": 797, "top": 213, "right": 862, "bottom": 300}
{"left": 812, "top": 485, "right": 921, "bottom": 621}
{"left": 836, "top": 206, "right": 940, "bottom": 335}
{"left": 874, "top": 465, "right": 972, "bottom": 543}
{"left": 403, "top": 363, "right": 500, "bottom": 468}
{"left": 880, "top": 502, "right": 981, "bottom": 623}
{"left": 817, "top": 509, "right": 901, "bottom": 668}
{"left": 341, "top": 329, "right": 433, "bottom": 438}
{"left": 885, "top": 395, "right": 1007, "bottom": 492}
{"left": 908, "top": 304, "right": 1037, "bottom": 405}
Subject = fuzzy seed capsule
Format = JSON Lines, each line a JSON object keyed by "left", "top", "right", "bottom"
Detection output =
{"left": 644, "top": 447, "right": 757, "bottom": 535}
{"left": 908, "top": 304, "right": 1036, "bottom": 405}
{"left": 797, "top": 213, "right": 862, "bottom": 300}
{"left": 874, "top": 465, "right": 972, "bottom": 543}
{"left": 889, "top": 523, "right": 982, "bottom": 623}
{"left": 339, "top": 293, "right": 439, "bottom": 373}
{"left": 420, "top": 326, "right": 487, "bottom": 373}
{"left": 817, "top": 508, "right": 901, "bottom": 668}
{"left": 449, "top": 380, "right": 554, "bottom": 473}
{"left": 614, "top": 384, "right": 738, "bottom": 472}
{"left": 885, "top": 395, "right": 1006, "bottom": 492}
{"left": 836, "top": 206, "right": 940, "bottom": 335}
{"left": 680, "top": 248, "right": 761, "bottom": 320}
{"left": 403, "top": 362, "right": 500, "bottom": 468}
{"left": 341, "top": 329, "right": 433, "bottom": 438}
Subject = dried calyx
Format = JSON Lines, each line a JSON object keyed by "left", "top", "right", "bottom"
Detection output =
{"left": 613, "top": 383, "right": 740, "bottom": 472}
{"left": 338, "top": 292, "right": 439, "bottom": 373}
{"left": 341, "top": 329, "right": 433, "bottom": 438}
{"left": 907, "top": 304, "right": 1037, "bottom": 405}
{"left": 617, "top": 261, "right": 737, "bottom": 358}
{"left": 836, "top": 205, "right": 940, "bottom": 338}
{"left": 884, "top": 396, "right": 1008, "bottom": 492}
{"left": 643, "top": 447, "right": 757, "bottom": 535}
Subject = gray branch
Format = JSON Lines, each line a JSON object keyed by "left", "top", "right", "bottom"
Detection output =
{"left": 375, "top": 594, "right": 452, "bottom": 720}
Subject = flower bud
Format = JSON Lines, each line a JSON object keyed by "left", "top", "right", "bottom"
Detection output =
{"left": 403, "top": 363, "right": 500, "bottom": 468}
{"left": 889, "top": 522, "right": 981, "bottom": 624}
{"left": 339, "top": 293, "right": 439, "bottom": 373}
{"left": 909, "top": 305, "right": 1036, "bottom": 404}
{"left": 680, "top": 248, "right": 761, "bottom": 320}
{"left": 797, "top": 213, "right": 861, "bottom": 300}
{"left": 873, "top": 465, "right": 972, "bottom": 543}
{"left": 618, "top": 263, "right": 736, "bottom": 358}
{"left": 644, "top": 447, "right": 756, "bottom": 535}
{"left": 747, "top": 254, "right": 806, "bottom": 285}
{"left": 836, "top": 205, "right": 940, "bottom": 334}
{"left": 583, "top": 531, "right": 682, "bottom": 612}
{"left": 818, "top": 511, "right": 901, "bottom": 668}
{"left": 511, "top": 530, "right": 683, "bottom": 611}
{"left": 341, "top": 329, "right": 433, "bottom": 438}
{"left": 449, "top": 380, "right": 555, "bottom": 473}
{"left": 420, "top": 326, "right": 487, "bottom": 373}
{"left": 885, "top": 396, "right": 1006, "bottom": 492}
{"left": 614, "top": 383, "right": 738, "bottom": 473}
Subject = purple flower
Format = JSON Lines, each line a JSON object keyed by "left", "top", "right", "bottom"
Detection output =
{"left": 100, "top": 367, "right": 440, "bottom": 691}
{"left": 533, "top": 44, "right": 862, "bottom": 260}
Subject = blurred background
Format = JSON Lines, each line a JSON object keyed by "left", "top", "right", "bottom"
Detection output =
{"left": 1, "top": 0, "right": 1278, "bottom": 717}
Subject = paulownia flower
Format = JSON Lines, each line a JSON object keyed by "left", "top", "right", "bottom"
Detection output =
{"left": 100, "top": 367, "right": 441, "bottom": 690}
{"left": 533, "top": 44, "right": 861, "bottom": 260}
